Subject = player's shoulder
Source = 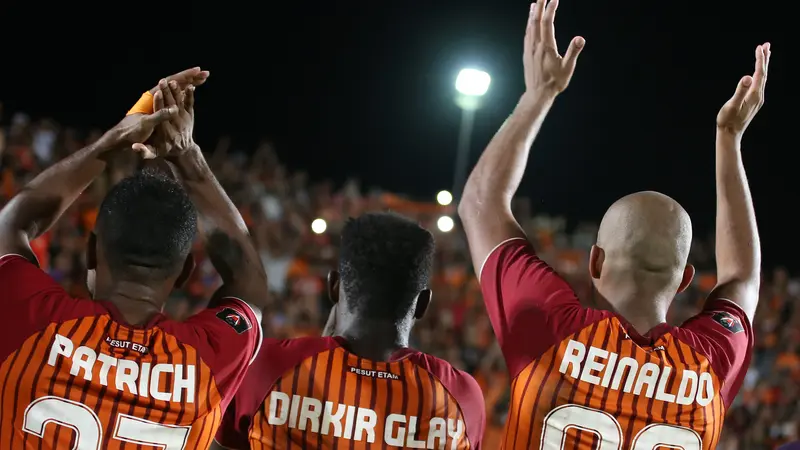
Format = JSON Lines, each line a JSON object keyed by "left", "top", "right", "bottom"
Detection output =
{"left": 406, "top": 351, "right": 477, "bottom": 384}
{"left": 676, "top": 298, "right": 750, "bottom": 332}
{"left": 234, "top": 336, "right": 343, "bottom": 406}
{"left": 0, "top": 253, "right": 64, "bottom": 296}
{"left": 405, "top": 350, "right": 486, "bottom": 445}
{"left": 406, "top": 350, "right": 484, "bottom": 407}
{"left": 250, "top": 335, "right": 343, "bottom": 379}
{"left": 0, "top": 253, "right": 110, "bottom": 321}
{"left": 258, "top": 335, "right": 343, "bottom": 358}
{"left": 670, "top": 298, "right": 752, "bottom": 349}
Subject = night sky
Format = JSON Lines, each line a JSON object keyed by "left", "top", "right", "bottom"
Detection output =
{"left": 2, "top": 1, "right": 794, "bottom": 268}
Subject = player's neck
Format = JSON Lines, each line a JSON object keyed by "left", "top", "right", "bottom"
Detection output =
{"left": 616, "top": 308, "right": 668, "bottom": 335}
{"left": 337, "top": 323, "right": 410, "bottom": 362}
{"left": 99, "top": 282, "right": 168, "bottom": 327}
{"left": 599, "top": 285, "right": 670, "bottom": 333}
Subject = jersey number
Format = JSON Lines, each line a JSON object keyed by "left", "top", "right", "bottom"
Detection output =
{"left": 23, "top": 396, "right": 191, "bottom": 450}
{"left": 541, "top": 404, "right": 702, "bottom": 450}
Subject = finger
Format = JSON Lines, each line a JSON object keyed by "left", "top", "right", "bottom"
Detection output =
{"left": 752, "top": 45, "right": 766, "bottom": 89}
{"left": 541, "top": 0, "right": 559, "bottom": 49}
{"left": 167, "top": 67, "right": 201, "bottom": 86}
{"left": 160, "top": 79, "right": 177, "bottom": 108}
{"left": 142, "top": 106, "right": 178, "bottom": 126}
{"left": 731, "top": 75, "right": 753, "bottom": 108}
{"left": 529, "top": 2, "right": 542, "bottom": 44}
{"left": 524, "top": 3, "right": 536, "bottom": 56}
{"left": 748, "top": 45, "right": 767, "bottom": 106}
{"left": 132, "top": 143, "right": 158, "bottom": 160}
{"left": 534, "top": 0, "right": 545, "bottom": 23}
{"left": 761, "top": 42, "right": 770, "bottom": 96}
{"left": 168, "top": 81, "right": 183, "bottom": 111}
{"left": 149, "top": 67, "right": 201, "bottom": 94}
{"left": 185, "top": 85, "right": 195, "bottom": 115}
{"left": 192, "top": 71, "right": 210, "bottom": 86}
{"left": 153, "top": 90, "right": 165, "bottom": 112}
{"left": 562, "top": 36, "right": 586, "bottom": 74}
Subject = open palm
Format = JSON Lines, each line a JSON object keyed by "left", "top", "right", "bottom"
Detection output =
{"left": 523, "top": 0, "right": 585, "bottom": 96}
{"left": 717, "top": 43, "right": 770, "bottom": 136}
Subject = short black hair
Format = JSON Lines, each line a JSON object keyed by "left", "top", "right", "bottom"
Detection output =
{"left": 339, "top": 212, "right": 435, "bottom": 320}
{"left": 95, "top": 168, "right": 197, "bottom": 280}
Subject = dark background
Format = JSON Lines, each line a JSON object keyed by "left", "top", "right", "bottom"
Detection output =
{"left": 1, "top": 1, "right": 794, "bottom": 268}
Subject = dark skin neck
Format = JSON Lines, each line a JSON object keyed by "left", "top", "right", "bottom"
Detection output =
{"left": 95, "top": 281, "right": 170, "bottom": 327}
{"left": 337, "top": 321, "right": 412, "bottom": 362}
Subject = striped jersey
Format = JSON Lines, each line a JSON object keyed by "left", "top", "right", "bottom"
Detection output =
{"left": 215, "top": 336, "right": 486, "bottom": 449}
{"left": 0, "top": 254, "right": 263, "bottom": 449}
{"left": 479, "top": 238, "right": 754, "bottom": 450}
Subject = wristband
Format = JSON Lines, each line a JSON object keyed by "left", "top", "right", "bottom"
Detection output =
{"left": 127, "top": 91, "right": 154, "bottom": 116}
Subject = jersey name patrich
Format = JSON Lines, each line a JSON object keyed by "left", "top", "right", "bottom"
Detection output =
{"left": 47, "top": 333, "right": 197, "bottom": 403}
{"left": 267, "top": 391, "right": 465, "bottom": 449}
{"left": 559, "top": 339, "right": 715, "bottom": 406}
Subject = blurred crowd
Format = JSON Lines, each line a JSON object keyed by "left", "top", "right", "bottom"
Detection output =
{"left": 1, "top": 109, "right": 798, "bottom": 450}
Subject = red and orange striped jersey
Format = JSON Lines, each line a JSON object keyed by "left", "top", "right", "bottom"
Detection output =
{"left": 479, "top": 239, "right": 754, "bottom": 450}
{"left": 0, "top": 254, "right": 263, "bottom": 449}
{"left": 215, "top": 336, "right": 486, "bottom": 449}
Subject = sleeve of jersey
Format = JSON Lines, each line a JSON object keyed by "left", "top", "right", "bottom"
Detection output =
{"left": 413, "top": 354, "right": 486, "bottom": 449}
{"left": 0, "top": 254, "right": 102, "bottom": 363}
{"left": 677, "top": 298, "right": 754, "bottom": 407}
{"left": 174, "top": 297, "right": 262, "bottom": 403}
{"left": 478, "top": 238, "right": 588, "bottom": 377}
{"left": 451, "top": 371, "right": 486, "bottom": 449}
{"left": 0, "top": 253, "right": 67, "bottom": 304}
{"left": 214, "top": 393, "right": 250, "bottom": 450}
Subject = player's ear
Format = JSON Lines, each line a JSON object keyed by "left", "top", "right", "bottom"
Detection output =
{"left": 174, "top": 254, "right": 196, "bottom": 289}
{"left": 589, "top": 245, "right": 604, "bottom": 279}
{"left": 86, "top": 232, "right": 98, "bottom": 270}
{"left": 327, "top": 270, "right": 340, "bottom": 304}
{"left": 414, "top": 289, "right": 432, "bottom": 319}
{"left": 676, "top": 264, "right": 695, "bottom": 294}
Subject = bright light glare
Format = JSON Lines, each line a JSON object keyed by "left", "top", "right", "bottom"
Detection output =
{"left": 437, "top": 216, "right": 455, "bottom": 232}
{"left": 436, "top": 190, "right": 453, "bottom": 206}
{"left": 455, "top": 69, "right": 491, "bottom": 96}
{"left": 311, "top": 218, "right": 327, "bottom": 234}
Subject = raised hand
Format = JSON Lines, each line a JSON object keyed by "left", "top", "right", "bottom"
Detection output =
{"left": 523, "top": 0, "right": 585, "bottom": 96}
{"left": 717, "top": 43, "right": 770, "bottom": 137}
{"left": 148, "top": 67, "right": 209, "bottom": 96}
{"left": 157, "top": 79, "right": 196, "bottom": 156}
{"left": 133, "top": 80, "right": 197, "bottom": 158}
{"left": 111, "top": 107, "right": 178, "bottom": 159}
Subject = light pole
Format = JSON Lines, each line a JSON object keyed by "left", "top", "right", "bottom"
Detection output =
{"left": 453, "top": 68, "right": 491, "bottom": 200}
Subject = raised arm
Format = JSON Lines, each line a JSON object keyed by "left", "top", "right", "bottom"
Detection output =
{"left": 457, "top": 0, "right": 584, "bottom": 274}
{"left": 155, "top": 80, "right": 269, "bottom": 314}
{"left": 0, "top": 107, "right": 177, "bottom": 263}
{"left": 708, "top": 43, "right": 770, "bottom": 322}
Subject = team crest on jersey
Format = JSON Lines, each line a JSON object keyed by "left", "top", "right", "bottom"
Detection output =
{"left": 712, "top": 311, "right": 744, "bottom": 334}
{"left": 216, "top": 307, "right": 251, "bottom": 334}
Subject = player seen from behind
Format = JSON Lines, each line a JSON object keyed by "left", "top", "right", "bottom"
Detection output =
{"left": 0, "top": 70, "right": 269, "bottom": 448}
{"left": 457, "top": 1, "right": 768, "bottom": 449}
{"left": 212, "top": 212, "right": 485, "bottom": 449}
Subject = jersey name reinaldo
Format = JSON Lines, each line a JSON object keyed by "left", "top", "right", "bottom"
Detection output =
{"left": 560, "top": 339, "right": 715, "bottom": 406}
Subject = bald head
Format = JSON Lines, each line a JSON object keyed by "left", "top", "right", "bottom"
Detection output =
{"left": 597, "top": 191, "right": 692, "bottom": 274}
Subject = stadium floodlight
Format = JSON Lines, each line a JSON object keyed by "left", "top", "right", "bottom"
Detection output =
{"left": 437, "top": 190, "right": 453, "bottom": 206}
{"left": 455, "top": 69, "right": 491, "bottom": 97}
{"left": 437, "top": 216, "right": 455, "bottom": 233}
{"left": 311, "top": 218, "right": 327, "bottom": 234}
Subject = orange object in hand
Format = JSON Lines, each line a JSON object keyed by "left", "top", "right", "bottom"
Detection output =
{"left": 126, "top": 91, "right": 154, "bottom": 116}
